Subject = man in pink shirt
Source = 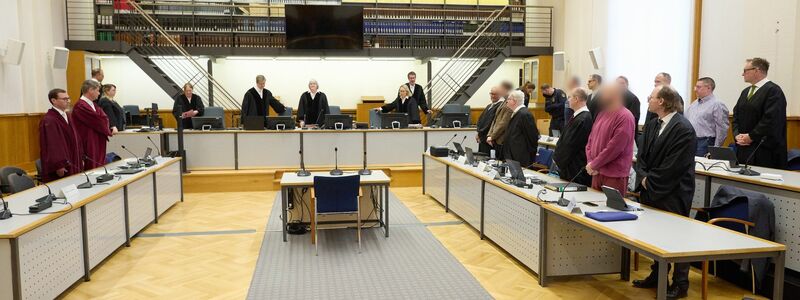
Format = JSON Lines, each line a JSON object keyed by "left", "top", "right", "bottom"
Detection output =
{"left": 585, "top": 84, "right": 636, "bottom": 193}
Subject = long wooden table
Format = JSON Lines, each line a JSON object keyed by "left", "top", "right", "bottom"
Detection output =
{"left": 0, "top": 157, "right": 183, "bottom": 300}
{"left": 423, "top": 153, "right": 785, "bottom": 300}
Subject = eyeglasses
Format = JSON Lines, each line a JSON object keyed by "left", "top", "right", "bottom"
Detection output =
{"left": 743, "top": 67, "right": 757, "bottom": 73}
{"left": 56, "top": 97, "right": 70, "bottom": 101}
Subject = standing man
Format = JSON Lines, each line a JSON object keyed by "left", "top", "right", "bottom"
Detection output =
{"left": 563, "top": 76, "right": 581, "bottom": 122}
{"left": 72, "top": 80, "right": 112, "bottom": 170}
{"left": 542, "top": 83, "right": 567, "bottom": 135}
{"left": 487, "top": 83, "right": 514, "bottom": 160}
{"left": 585, "top": 84, "right": 635, "bottom": 194}
{"left": 241, "top": 75, "right": 286, "bottom": 117}
{"left": 632, "top": 85, "right": 697, "bottom": 299}
{"left": 91, "top": 68, "right": 105, "bottom": 97}
{"left": 404, "top": 71, "right": 432, "bottom": 115}
{"left": 475, "top": 87, "right": 502, "bottom": 155}
{"left": 586, "top": 74, "right": 602, "bottom": 117}
{"left": 685, "top": 77, "right": 730, "bottom": 157}
{"left": 553, "top": 87, "right": 593, "bottom": 186}
{"left": 39, "top": 89, "right": 83, "bottom": 183}
{"left": 645, "top": 72, "right": 684, "bottom": 122}
{"left": 616, "top": 76, "right": 641, "bottom": 125}
{"left": 502, "top": 90, "right": 540, "bottom": 167}
{"left": 732, "top": 57, "right": 788, "bottom": 169}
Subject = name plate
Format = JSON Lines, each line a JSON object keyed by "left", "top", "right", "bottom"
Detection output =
{"left": 456, "top": 156, "right": 467, "bottom": 164}
{"left": 566, "top": 196, "right": 582, "bottom": 214}
{"left": 60, "top": 184, "right": 80, "bottom": 203}
{"left": 478, "top": 162, "right": 488, "bottom": 172}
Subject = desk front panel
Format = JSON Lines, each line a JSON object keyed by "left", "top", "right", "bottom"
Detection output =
{"left": 448, "top": 166, "right": 483, "bottom": 229}
{"left": 423, "top": 155, "right": 447, "bottom": 206}
{"left": 544, "top": 213, "right": 621, "bottom": 276}
{"left": 303, "top": 131, "right": 362, "bottom": 167}
{"left": 168, "top": 133, "right": 235, "bottom": 170}
{"left": 85, "top": 189, "right": 127, "bottom": 269}
{"left": 366, "top": 131, "right": 425, "bottom": 165}
{"left": 483, "top": 183, "right": 541, "bottom": 273}
{"left": 156, "top": 163, "right": 182, "bottom": 216}
{"left": 238, "top": 132, "right": 301, "bottom": 169}
{"left": 127, "top": 176, "right": 156, "bottom": 237}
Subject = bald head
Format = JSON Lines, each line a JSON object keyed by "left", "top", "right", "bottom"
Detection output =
{"left": 654, "top": 72, "right": 672, "bottom": 86}
{"left": 489, "top": 87, "right": 501, "bottom": 102}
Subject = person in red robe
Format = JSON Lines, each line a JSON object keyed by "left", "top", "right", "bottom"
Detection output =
{"left": 72, "top": 80, "right": 112, "bottom": 170}
{"left": 39, "top": 89, "right": 83, "bottom": 182}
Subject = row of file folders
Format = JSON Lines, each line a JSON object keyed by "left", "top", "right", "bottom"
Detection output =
{"left": 364, "top": 21, "right": 524, "bottom": 35}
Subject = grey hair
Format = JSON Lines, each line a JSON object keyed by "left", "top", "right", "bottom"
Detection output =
{"left": 308, "top": 79, "right": 318, "bottom": 87}
{"left": 256, "top": 75, "right": 266, "bottom": 83}
{"left": 509, "top": 90, "right": 525, "bottom": 103}
{"left": 80, "top": 79, "right": 100, "bottom": 95}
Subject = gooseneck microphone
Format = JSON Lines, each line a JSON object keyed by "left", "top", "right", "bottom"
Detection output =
{"left": 120, "top": 145, "right": 142, "bottom": 166}
{"left": 0, "top": 192, "right": 11, "bottom": 220}
{"left": 738, "top": 136, "right": 767, "bottom": 176}
{"left": 297, "top": 133, "right": 310, "bottom": 177}
{"left": 459, "top": 135, "right": 467, "bottom": 146}
{"left": 84, "top": 155, "right": 114, "bottom": 183}
{"left": 330, "top": 147, "right": 343, "bottom": 176}
{"left": 557, "top": 168, "right": 587, "bottom": 206}
{"left": 77, "top": 171, "right": 93, "bottom": 189}
{"left": 146, "top": 136, "right": 161, "bottom": 157}
{"left": 29, "top": 183, "right": 57, "bottom": 213}
{"left": 443, "top": 133, "right": 458, "bottom": 147}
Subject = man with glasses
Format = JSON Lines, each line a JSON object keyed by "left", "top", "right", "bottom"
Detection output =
{"left": 39, "top": 89, "right": 83, "bottom": 182}
{"left": 586, "top": 74, "right": 602, "bottom": 117}
{"left": 685, "top": 77, "right": 729, "bottom": 157}
{"left": 732, "top": 57, "right": 788, "bottom": 169}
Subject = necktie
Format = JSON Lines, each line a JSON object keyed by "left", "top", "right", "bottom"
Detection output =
{"left": 657, "top": 119, "right": 664, "bottom": 136}
{"left": 747, "top": 85, "right": 756, "bottom": 100}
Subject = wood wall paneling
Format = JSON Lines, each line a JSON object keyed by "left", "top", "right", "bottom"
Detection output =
{"left": 0, "top": 114, "right": 44, "bottom": 172}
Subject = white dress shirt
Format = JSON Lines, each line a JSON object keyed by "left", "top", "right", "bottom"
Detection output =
{"left": 658, "top": 111, "right": 677, "bottom": 136}
{"left": 254, "top": 86, "right": 263, "bottom": 99}
{"left": 80, "top": 96, "right": 96, "bottom": 112}
{"left": 751, "top": 77, "right": 770, "bottom": 94}
{"left": 511, "top": 104, "right": 525, "bottom": 117}
{"left": 573, "top": 105, "right": 589, "bottom": 117}
{"left": 53, "top": 106, "right": 68, "bottom": 124}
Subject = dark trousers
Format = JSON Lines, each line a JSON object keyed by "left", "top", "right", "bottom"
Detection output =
{"left": 478, "top": 139, "right": 493, "bottom": 156}
{"left": 648, "top": 261, "right": 690, "bottom": 287}
{"left": 494, "top": 144, "right": 505, "bottom": 160}
{"left": 696, "top": 136, "right": 716, "bottom": 157}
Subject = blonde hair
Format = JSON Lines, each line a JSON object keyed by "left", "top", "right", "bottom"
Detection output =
{"left": 398, "top": 84, "right": 411, "bottom": 96}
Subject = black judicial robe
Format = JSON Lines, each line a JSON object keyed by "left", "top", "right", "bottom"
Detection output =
{"left": 476, "top": 101, "right": 501, "bottom": 153}
{"left": 172, "top": 93, "right": 205, "bottom": 129}
{"left": 553, "top": 110, "right": 593, "bottom": 186}
{"left": 39, "top": 109, "right": 83, "bottom": 183}
{"left": 544, "top": 88, "right": 567, "bottom": 132}
{"left": 587, "top": 92, "right": 600, "bottom": 118}
{"left": 381, "top": 96, "right": 421, "bottom": 124}
{"left": 623, "top": 89, "right": 641, "bottom": 125}
{"left": 241, "top": 87, "right": 285, "bottom": 117}
{"left": 635, "top": 113, "right": 696, "bottom": 216}
{"left": 97, "top": 97, "right": 126, "bottom": 131}
{"left": 732, "top": 81, "right": 788, "bottom": 169}
{"left": 297, "top": 91, "right": 330, "bottom": 124}
{"left": 502, "top": 108, "right": 540, "bottom": 168}
{"left": 402, "top": 83, "right": 430, "bottom": 112}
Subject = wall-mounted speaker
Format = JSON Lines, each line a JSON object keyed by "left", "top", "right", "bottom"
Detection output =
{"left": 51, "top": 47, "right": 69, "bottom": 69}
{"left": 589, "top": 47, "right": 602, "bottom": 70}
{"left": 553, "top": 51, "right": 565, "bottom": 71}
{"left": 2, "top": 39, "right": 26, "bottom": 65}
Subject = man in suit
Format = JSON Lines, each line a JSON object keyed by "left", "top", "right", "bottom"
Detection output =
{"left": 616, "top": 76, "right": 641, "bottom": 125}
{"left": 91, "top": 68, "right": 105, "bottom": 98}
{"left": 542, "top": 83, "right": 567, "bottom": 135}
{"left": 39, "top": 89, "right": 83, "bottom": 183}
{"left": 241, "top": 75, "right": 285, "bottom": 117}
{"left": 732, "top": 57, "right": 788, "bottom": 169}
{"left": 404, "top": 71, "right": 432, "bottom": 115}
{"left": 586, "top": 74, "right": 602, "bottom": 117}
{"left": 553, "top": 87, "right": 593, "bottom": 186}
{"left": 632, "top": 84, "right": 696, "bottom": 299}
{"left": 72, "top": 80, "right": 112, "bottom": 170}
{"left": 475, "top": 87, "right": 502, "bottom": 155}
{"left": 644, "top": 72, "right": 683, "bottom": 122}
{"left": 486, "top": 84, "right": 514, "bottom": 160}
{"left": 502, "top": 90, "right": 539, "bottom": 167}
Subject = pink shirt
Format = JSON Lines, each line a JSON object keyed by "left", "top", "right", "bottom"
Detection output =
{"left": 585, "top": 108, "right": 635, "bottom": 178}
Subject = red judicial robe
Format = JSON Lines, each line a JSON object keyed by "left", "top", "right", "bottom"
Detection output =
{"left": 72, "top": 99, "right": 112, "bottom": 170}
{"left": 39, "top": 109, "right": 83, "bottom": 183}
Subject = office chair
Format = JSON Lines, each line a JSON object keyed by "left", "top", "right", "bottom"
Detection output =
{"left": 787, "top": 149, "right": 800, "bottom": 171}
{"left": 329, "top": 106, "right": 341, "bottom": 115}
{"left": 440, "top": 104, "right": 471, "bottom": 126}
{"left": 8, "top": 173, "right": 36, "bottom": 194}
{"left": 204, "top": 106, "right": 226, "bottom": 128}
{"left": 281, "top": 107, "right": 293, "bottom": 117}
{"left": 533, "top": 147, "right": 554, "bottom": 171}
{"left": 33, "top": 159, "right": 43, "bottom": 184}
{"left": 312, "top": 175, "right": 362, "bottom": 255}
{"left": 123, "top": 105, "right": 141, "bottom": 125}
{"left": 0, "top": 166, "right": 27, "bottom": 194}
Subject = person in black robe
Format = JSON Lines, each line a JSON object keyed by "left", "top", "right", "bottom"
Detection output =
{"left": 553, "top": 88, "right": 593, "bottom": 186}
{"left": 297, "top": 79, "right": 330, "bottom": 126}
{"left": 732, "top": 57, "right": 788, "bottom": 169}
{"left": 502, "top": 90, "right": 539, "bottom": 167}
{"left": 475, "top": 87, "right": 502, "bottom": 154}
{"left": 632, "top": 85, "right": 696, "bottom": 299}
{"left": 173, "top": 83, "right": 205, "bottom": 129}
{"left": 241, "top": 75, "right": 285, "bottom": 117}
{"left": 542, "top": 84, "right": 567, "bottom": 135}
{"left": 97, "top": 84, "right": 125, "bottom": 133}
{"left": 377, "top": 85, "right": 421, "bottom": 124}
{"left": 402, "top": 71, "right": 431, "bottom": 115}
{"left": 615, "top": 76, "right": 641, "bottom": 125}
{"left": 519, "top": 81, "right": 535, "bottom": 107}
{"left": 39, "top": 89, "right": 83, "bottom": 183}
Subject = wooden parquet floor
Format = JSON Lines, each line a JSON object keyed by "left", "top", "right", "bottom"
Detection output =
{"left": 63, "top": 187, "right": 765, "bottom": 299}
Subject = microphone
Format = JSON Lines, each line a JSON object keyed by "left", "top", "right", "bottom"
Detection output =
{"left": 557, "top": 168, "right": 587, "bottom": 206}
{"left": 146, "top": 136, "right": 161, "bottom": 157}
{"left": 330, "top": 147, "right": 343, "bottom": 176}
{"left": 443, "top": 133, "right": 458, "bottom": 147}
{"left": 297, "top": 133, "right": 310, "bottom": 177}
{"left": 77, "top": 171, "right": 93, "bottom": 189}
{"left": 120, "top": 145, "right": 142, "bottom": 167}
{"left": 0, "top": 192, "right": 11, "bottom": 220}
{"left": 29, "top": 183, "right": 56, "bottom": 213}
{"left": 315, "top": 107, "right": 326, "bottom": 126}
{"left": 459, "top": 135, "right": 467, "bottom": 146}
{"left": 359, "top": 132, "right": 371, "bottom": 175}
{"left": 738, "top": 136, "right": 767, "bottom": 176}
{"left": 85, "top": 155, "right": 114, "bottom": 183}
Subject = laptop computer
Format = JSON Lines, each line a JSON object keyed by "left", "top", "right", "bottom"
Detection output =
{"left": 708, "top": 146, "right": 739, "bottom": 168}
{"left": 453, "top": 142, "right": 465, "bottom": 156}
{"left": 505, "top": 159, "right": 526, "bottom": 182}
{"left": 465, "top": 147, "right": 475, "bottom": 165}
{"left": 601, "top": 186, "right": 641, "bottom": 212}
{"left": 243, "top": 116, "right": 265, "bottom": 130}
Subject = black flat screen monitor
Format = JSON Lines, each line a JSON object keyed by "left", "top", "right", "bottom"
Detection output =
{"left": 708, "top": 146, "right": 740, "bottom": 168}
{"left": 285, "top": 5, "right": 363, "bottom": 50}
{"left": 380, "top": 113, "right": 409, "bottom": 129}
{"left": 243, "top": 116, "right": 265, "bottom": 130}
{"left": 191, "top": 116, "right": 224, "bottom": 130}
{"left": 506, "top": 159, "right": 525, "bottom": 182}
{"left": 441, "top": 113, "right": 469, "bottom": 128}
{"left": 322, "top": 114, "right": 353, "bottom": 130}
{"left": 267, "top": 116, "right": 296, "bottom": 130}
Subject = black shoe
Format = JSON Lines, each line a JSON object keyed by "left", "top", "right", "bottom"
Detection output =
{"left": 666, "top": 284, "right": 688, "bottom": 299}
{"left": 632, "top": 276, "right": 658, "bottom": 289}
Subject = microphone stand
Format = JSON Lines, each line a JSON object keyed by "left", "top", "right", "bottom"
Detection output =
{"left": 85, "top": 155, "right": 114, "bottom": 183}
{"left": 330, "top": 147, "right": 343, "bottom": 176}
{"left": 738, "top": 137, "right": 766, "bottom": 176}
{"left": 557, "top": 168, "right": 587, "bottom": 206}
{"left": 297, "top": 132, "right": 311, "bottom": 177}
{"left": 0, "top": 193, "right": 11, "bottom": 220}
{"left": 359, "top": 131, "right": 372, "bottom": 175}
{"left": 77, "top": 171, "right": 93, "bottom": 189}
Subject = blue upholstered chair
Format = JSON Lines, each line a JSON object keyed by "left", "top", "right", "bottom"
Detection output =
{"left": 312, "top": 175, "right": 362, "bottom": 255}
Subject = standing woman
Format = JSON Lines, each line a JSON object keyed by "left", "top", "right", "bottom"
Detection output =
{"left": 97, "top": 84, "right": 125, "bottom": 134}
{"left": 375, "top": 84, "right": 421, "bottom": 124}
{"left": 297, "top": 79, "right": 330, "bottom": 127}
{"left": 173, "top": 83, "right": 205, "bottom": 129}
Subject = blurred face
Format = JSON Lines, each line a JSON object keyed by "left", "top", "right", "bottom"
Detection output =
{"left": 647, "top": 86, "right": 664, "bottom": 114}
{"left": 309, "top": 82, "right": 318, "bottom": 93}
{"left": 587, "top": 77, "right": 599, "bottom": 90}
{"left": 408, "top": 74, "right": 416, "bottom": 85}
{"left": 694, "top": 81, "right": 712, "bottom": 98}
{"left": 51, "top": 92, "right": 70, "bottom": 111}
{"left": 256, "top": 80, "right": 266, "bottom": 90}
{"left": 107, "top": 86, "right": 117, "bottom": 98}
{"left": 568, "top": 90, "right": 585, "bottom": 111}
{"left": 184, "top": 85, "right": 193, "bottom": 97}
{"left": 489, "top": 88, "right": 500, "bottom": 102}
{"left": 85, "top": 87, "right": 100, "bottom": 101}
{"left": 600, "top": 85, "right": 623, "bottom": 110}
{"left": 654, "top": 74, "right": 668, "bottom": 87}
{"left": 741, "top": 62, "right": 759, "bottom": 84}
{"left": 615, "top": 77, "right": 628, "bottom": 89}
{"left": 505, "top": 96, "right": 518, "bottom": 109}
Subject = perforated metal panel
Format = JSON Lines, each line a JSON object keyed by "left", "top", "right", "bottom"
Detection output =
{"left": 238, "top": 133, "right": 301, "bottom": 168}
{"left": 156, "top": 163, "right": 182, "bottom": 216}
{"left": 17, "top": 209, "right": 84, "bottom": 300}
{"left": 448, "top": 167, "right": 483, "bottom": 229}
{"left": 0, "top": 239, "right": 12, "bottom": 300}
{"left": 711, "top": 178, "right": 800, "bottom": 271}
{"left": 127, "top": 176, "right": 156, "bottom": 237}
{"left": 303, "top": 132, "right": 362, "bottom": 167}
{"left": 367, "top": 131, "right": 425, "bottom": 165}
{"left": 545, "top": 214, "right": 621, "bottom": 276}
{"left": 85, "top": 189, "right": 127, "bottom": 269}
{"left": 691, "top": 175, "right": 709, "bottom": 218}
{"left": 424, "top": 156, "right": 447, "bottom": 206}
{"left": 483, "top": 183, "right": 540, "bottom": 272}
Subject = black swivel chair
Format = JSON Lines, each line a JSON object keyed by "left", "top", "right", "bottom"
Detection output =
{"left": 8, "top": 173, "right": 35, "bottom": 194}
{"left": 0, "top": 166, "right": 27, "bottom": 194}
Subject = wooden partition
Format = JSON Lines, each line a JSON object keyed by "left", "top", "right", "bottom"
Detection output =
{"left": 0, "top": 113, "right": 45, "bottom": 172}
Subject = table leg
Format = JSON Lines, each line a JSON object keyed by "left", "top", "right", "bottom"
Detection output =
{"left": 657, "top": 259, "right": 668, "bottom": 300}
{"left": 773, "top": 251, "right": 785, "bottom": 300}
{"left": 385, "top": 184, "right": 389, "bottom": 238}
{"left": 282, "top": 187, "right": 288, "bottom": 242}
{"left": 621, "top": 247, "right": 631, "bottom": 281}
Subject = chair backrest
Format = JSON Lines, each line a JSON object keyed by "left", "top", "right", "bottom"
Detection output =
{"left": 281, "top": 107, "right": 293, "bottom": 117}
{"left": 0, "top": 166, "right": 26, "bottom": 194}
{"left": 706, "top": 196, "right": 749, "bottom": 233}
{"left": 329, "top": 106, "right": 341, "bottom": 115}
{"left": 313, "top": 175, "right": 360, "bottom": 214}
{"left": 788, "top": 149, "right": 800, "bottom": 171}
{"left": 35, "top": 159, "right": 42, "bottom": 174}
{"left": 8, "top": 173, "right": 35, "bottom": 194}
{"left": 204, "top": 106, "right": 226, "bottom": 128}
{"left": 441, "top": 104, "right": 469, "bottom": 114}
{"left": 536, "top": 147, "right": 554, "bottom": 168}
{"left": 123, "top": 105, "right": 140, "bottom": 116}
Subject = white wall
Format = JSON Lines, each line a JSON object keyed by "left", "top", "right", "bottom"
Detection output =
{"left": 699, "top": 0, "right": 800, "bottom": 115}
{"left": 560, "top": 0, "right": 608, "bottom": 88}
{"left": 0, "top": 0, "right": 67, "bottom": 114}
